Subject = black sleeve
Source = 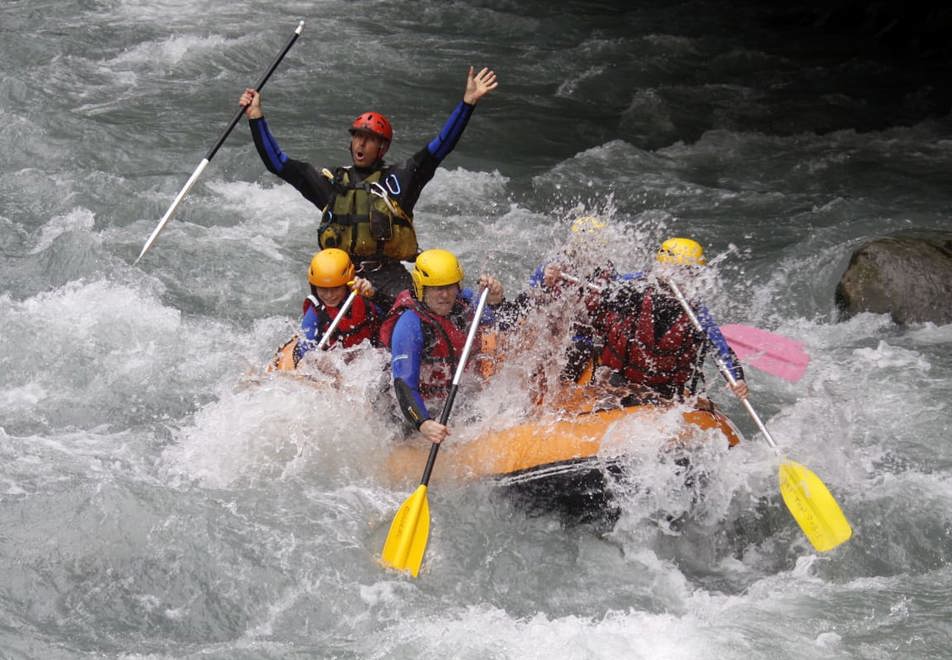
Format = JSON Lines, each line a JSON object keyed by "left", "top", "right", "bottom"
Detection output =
{"left": 394, "top": 378, "right": 429, "bottom": 428}
{"left": 562, "top": 321, "right": 598, "bottom": 383}
{"left": 274, "top": 159, "right": 335, "bottom": 211}
{"left": 249, "top": 117, "right": 334, "bottom": 211}
{"left": 389, "top": 147, "right": 441, "bottom": 216}
{"left": 686, "top": 342, "right": 709, "bottom": 396}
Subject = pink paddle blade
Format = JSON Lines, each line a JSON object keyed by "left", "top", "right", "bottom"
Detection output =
{"left": 721, "top": 324, "right": 810, "bottom": 382}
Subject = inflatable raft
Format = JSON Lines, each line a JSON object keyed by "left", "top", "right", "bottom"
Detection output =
{"left": 386, "top": 392, "right": 743, "bottom": 525}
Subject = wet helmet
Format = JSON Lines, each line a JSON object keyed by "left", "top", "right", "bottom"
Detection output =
{"left": 566, "top": 215, "right": 608, "bottom": 260}
{"left": 570, "top": 215, "right": 607, "bottom": 234}
{"left": 412, "top": 249, "right": 464, "bottom": 299}
{"left": 656, "top": 238, "right": 706, "bottom": 266}
{"left": 349, "top": 111, "right": 393, "bottom": 142}
{"left": 308, "top": 248, "right": 355, "bottom": 288}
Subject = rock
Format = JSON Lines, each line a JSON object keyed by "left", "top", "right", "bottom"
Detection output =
{"left": 835, "top": 234, "right": 952, "bottom": 324}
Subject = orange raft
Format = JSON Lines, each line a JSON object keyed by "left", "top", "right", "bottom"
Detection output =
{"left": 386, "top": 393, "right": 744, "bottom": 525}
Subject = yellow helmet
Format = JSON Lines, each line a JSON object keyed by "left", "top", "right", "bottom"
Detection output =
{"left": 657, "top": 237, "right": 706, "bottom": 266}
{"left": 570, "top": 215, "right": 607, "bottom": 235}
{"left": 308, "top": 248, "right": 355, "bottom": 287}
{"left": 412, "top": 249, "right": 464, "bottom": 299}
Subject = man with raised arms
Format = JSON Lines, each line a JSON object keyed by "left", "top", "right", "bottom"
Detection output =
{"left": 239, "top": 67, "right": 499, "bottom": 311}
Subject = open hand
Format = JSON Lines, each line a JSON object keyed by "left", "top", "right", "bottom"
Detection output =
{"left": 463, "top": 67, "right": 498, "bottom": 105}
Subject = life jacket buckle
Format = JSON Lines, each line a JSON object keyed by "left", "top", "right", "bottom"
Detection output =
{"left": 357, "top": 259, "right": 385, "bottom": 273}
{"left": 367, "top": 181, "right": 400, "bottom": 215}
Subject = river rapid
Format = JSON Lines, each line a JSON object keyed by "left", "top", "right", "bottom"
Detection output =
{"left": 2, "top": 1, "right": 952, "bottom": 658}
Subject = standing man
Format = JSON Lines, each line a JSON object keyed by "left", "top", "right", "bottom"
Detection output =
{"left": 239, "top": 67, "right": 499, "bottom": 311}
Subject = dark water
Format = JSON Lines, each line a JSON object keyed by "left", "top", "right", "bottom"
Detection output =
{"left": 2, "top": 1, "right": 952, "bottom": 657}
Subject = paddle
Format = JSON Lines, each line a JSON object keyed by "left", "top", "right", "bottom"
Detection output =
{"left": 315, "top": 289, "right": 358, "bottom": 350}
{"left": 271, "top": 287, "right": 360, "bottom": 372}
{"left": 665, "top": 278, "right": 852, "bottom": 552}
{"left": 721, "top": 324, "right": 809, "bottom": 383}
{"left": 134, "top": 21, "right": 304, "bottom": 265}
{"left": 557, "top": 272, "right": 809, "bottom": 382}
{"left": 380, "top": 287, "right": 491, "bottom": 577}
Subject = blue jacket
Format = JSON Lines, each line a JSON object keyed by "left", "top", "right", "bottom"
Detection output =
{"left": 389, "top": 288, "right": 495, "bottom": 425}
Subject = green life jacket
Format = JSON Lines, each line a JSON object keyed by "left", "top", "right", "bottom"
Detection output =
{"left": 318, "top": 167, "right": 419, "bottom": 261}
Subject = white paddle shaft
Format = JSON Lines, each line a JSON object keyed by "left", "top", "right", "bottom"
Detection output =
{"left": 665, "top": 278, "right": 780, "bottom": 453}
{"left": 316, "top": 289, "right": 359, "bottom": 350}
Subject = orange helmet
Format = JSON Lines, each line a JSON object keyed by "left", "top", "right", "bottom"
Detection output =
{"left": 308, "top": 248, "right": 355, "bottom": 288}
{"left": 349, "top": 112, "right": 392, "bottom": 142}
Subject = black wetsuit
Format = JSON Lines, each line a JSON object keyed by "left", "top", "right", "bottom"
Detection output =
{"left": 249, "top": 101, "right": 476, "bottom": 311}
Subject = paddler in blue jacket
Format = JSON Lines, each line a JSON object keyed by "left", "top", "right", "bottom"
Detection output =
{"left": 239, "top": 67, "right": 499, "bottom": 311}
{"left": 297, "top": 248, "right": 381, "bottom": 353}
{"left": 379, "top": 249, "right": 504, "bottom": 444}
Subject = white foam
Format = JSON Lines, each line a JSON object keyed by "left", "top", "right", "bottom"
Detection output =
{"left": 377, "top": 603, "right": 741, "bottom": 659}
{"left": 29, "top": 207, "right": 96, "bottom": 254}
{"left": 851, "top": 340, "right": 932, "bottom": 372}
{"left": 556, "top": 65, "right": 608, "bottom": 98}
{"left": 0, "top": 383, "right": 48, "bottom": 414}
{"left": 415, "top": 166, "right": 510, "bottom": 213}
{"left": 161, "top": 346, "right": 394, "bottom": 489}
{"left": 0, "top": 278, "right": 270, "bottom": 433}
{"left": 905, "top": 321, "right": 952, "bottom": 344}
{"left": 110, "top": 34, "right": 231, "bottom": 68}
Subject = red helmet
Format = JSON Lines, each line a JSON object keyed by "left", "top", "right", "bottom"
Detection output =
{"left": 349, "top": 112, "right": 392, "bottom": 142}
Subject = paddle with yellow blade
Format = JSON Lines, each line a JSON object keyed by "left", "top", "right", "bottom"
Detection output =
{"left": 380, "top": 287, "right": 491, "bottom": 576}
{"left": 665, "top": 278, "right": 852, "bottom": 552}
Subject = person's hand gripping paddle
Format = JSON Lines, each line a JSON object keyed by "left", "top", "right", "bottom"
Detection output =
{"left": 380, "top": 288, "right": 490, "bottom": 577}
{"left": 665, "top": 277, "right": 852, "bottom": 552}
{"left": 559, "top": 271, "right": 810, "bottom": 382}
{"left": 135, "top": 21, "right": 304, "bottom": 265}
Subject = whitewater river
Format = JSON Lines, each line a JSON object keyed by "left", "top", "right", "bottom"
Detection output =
{"left": 2, "top": 1, "right": 951, "bottom": 657}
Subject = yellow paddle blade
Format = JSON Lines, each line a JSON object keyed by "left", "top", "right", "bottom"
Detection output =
{"left": 380, "top": 484, "right": 430, "bottom": 577}
{"left": 778, "top": 461, "right": 853, "bottom": 552}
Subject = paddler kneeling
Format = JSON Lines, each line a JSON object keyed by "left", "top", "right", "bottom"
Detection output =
{"left": 379, "top": 249, "right": 505, "bottom": 444}
{"left": 272, "top": 248, "right": 382, "bottom": 372}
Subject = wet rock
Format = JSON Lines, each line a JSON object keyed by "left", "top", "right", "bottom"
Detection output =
{"left": 835, "top": 234, "right": 952, "bottom": 324}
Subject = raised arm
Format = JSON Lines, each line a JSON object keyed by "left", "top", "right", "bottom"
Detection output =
{"left": 463, "top": 66, "right": 498, "bottom": 105}
{"left": 426, "top": 67, "right": 499, "bottom": 162}
{"left": 240, "top": 89, "right": 289, "bottom": 174}
{"left": 238, "top": 89, "right": 333, "bottom": 209}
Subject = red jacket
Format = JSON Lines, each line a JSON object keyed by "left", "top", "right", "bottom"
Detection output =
{"left": 302, "top": 294, "right": 381, "bottom": 349}
{"left": 380, "top": 289, "right": 475, "bottom": 399}
{"left": 593, "top": 287, "right": 702, "bottom": 397}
